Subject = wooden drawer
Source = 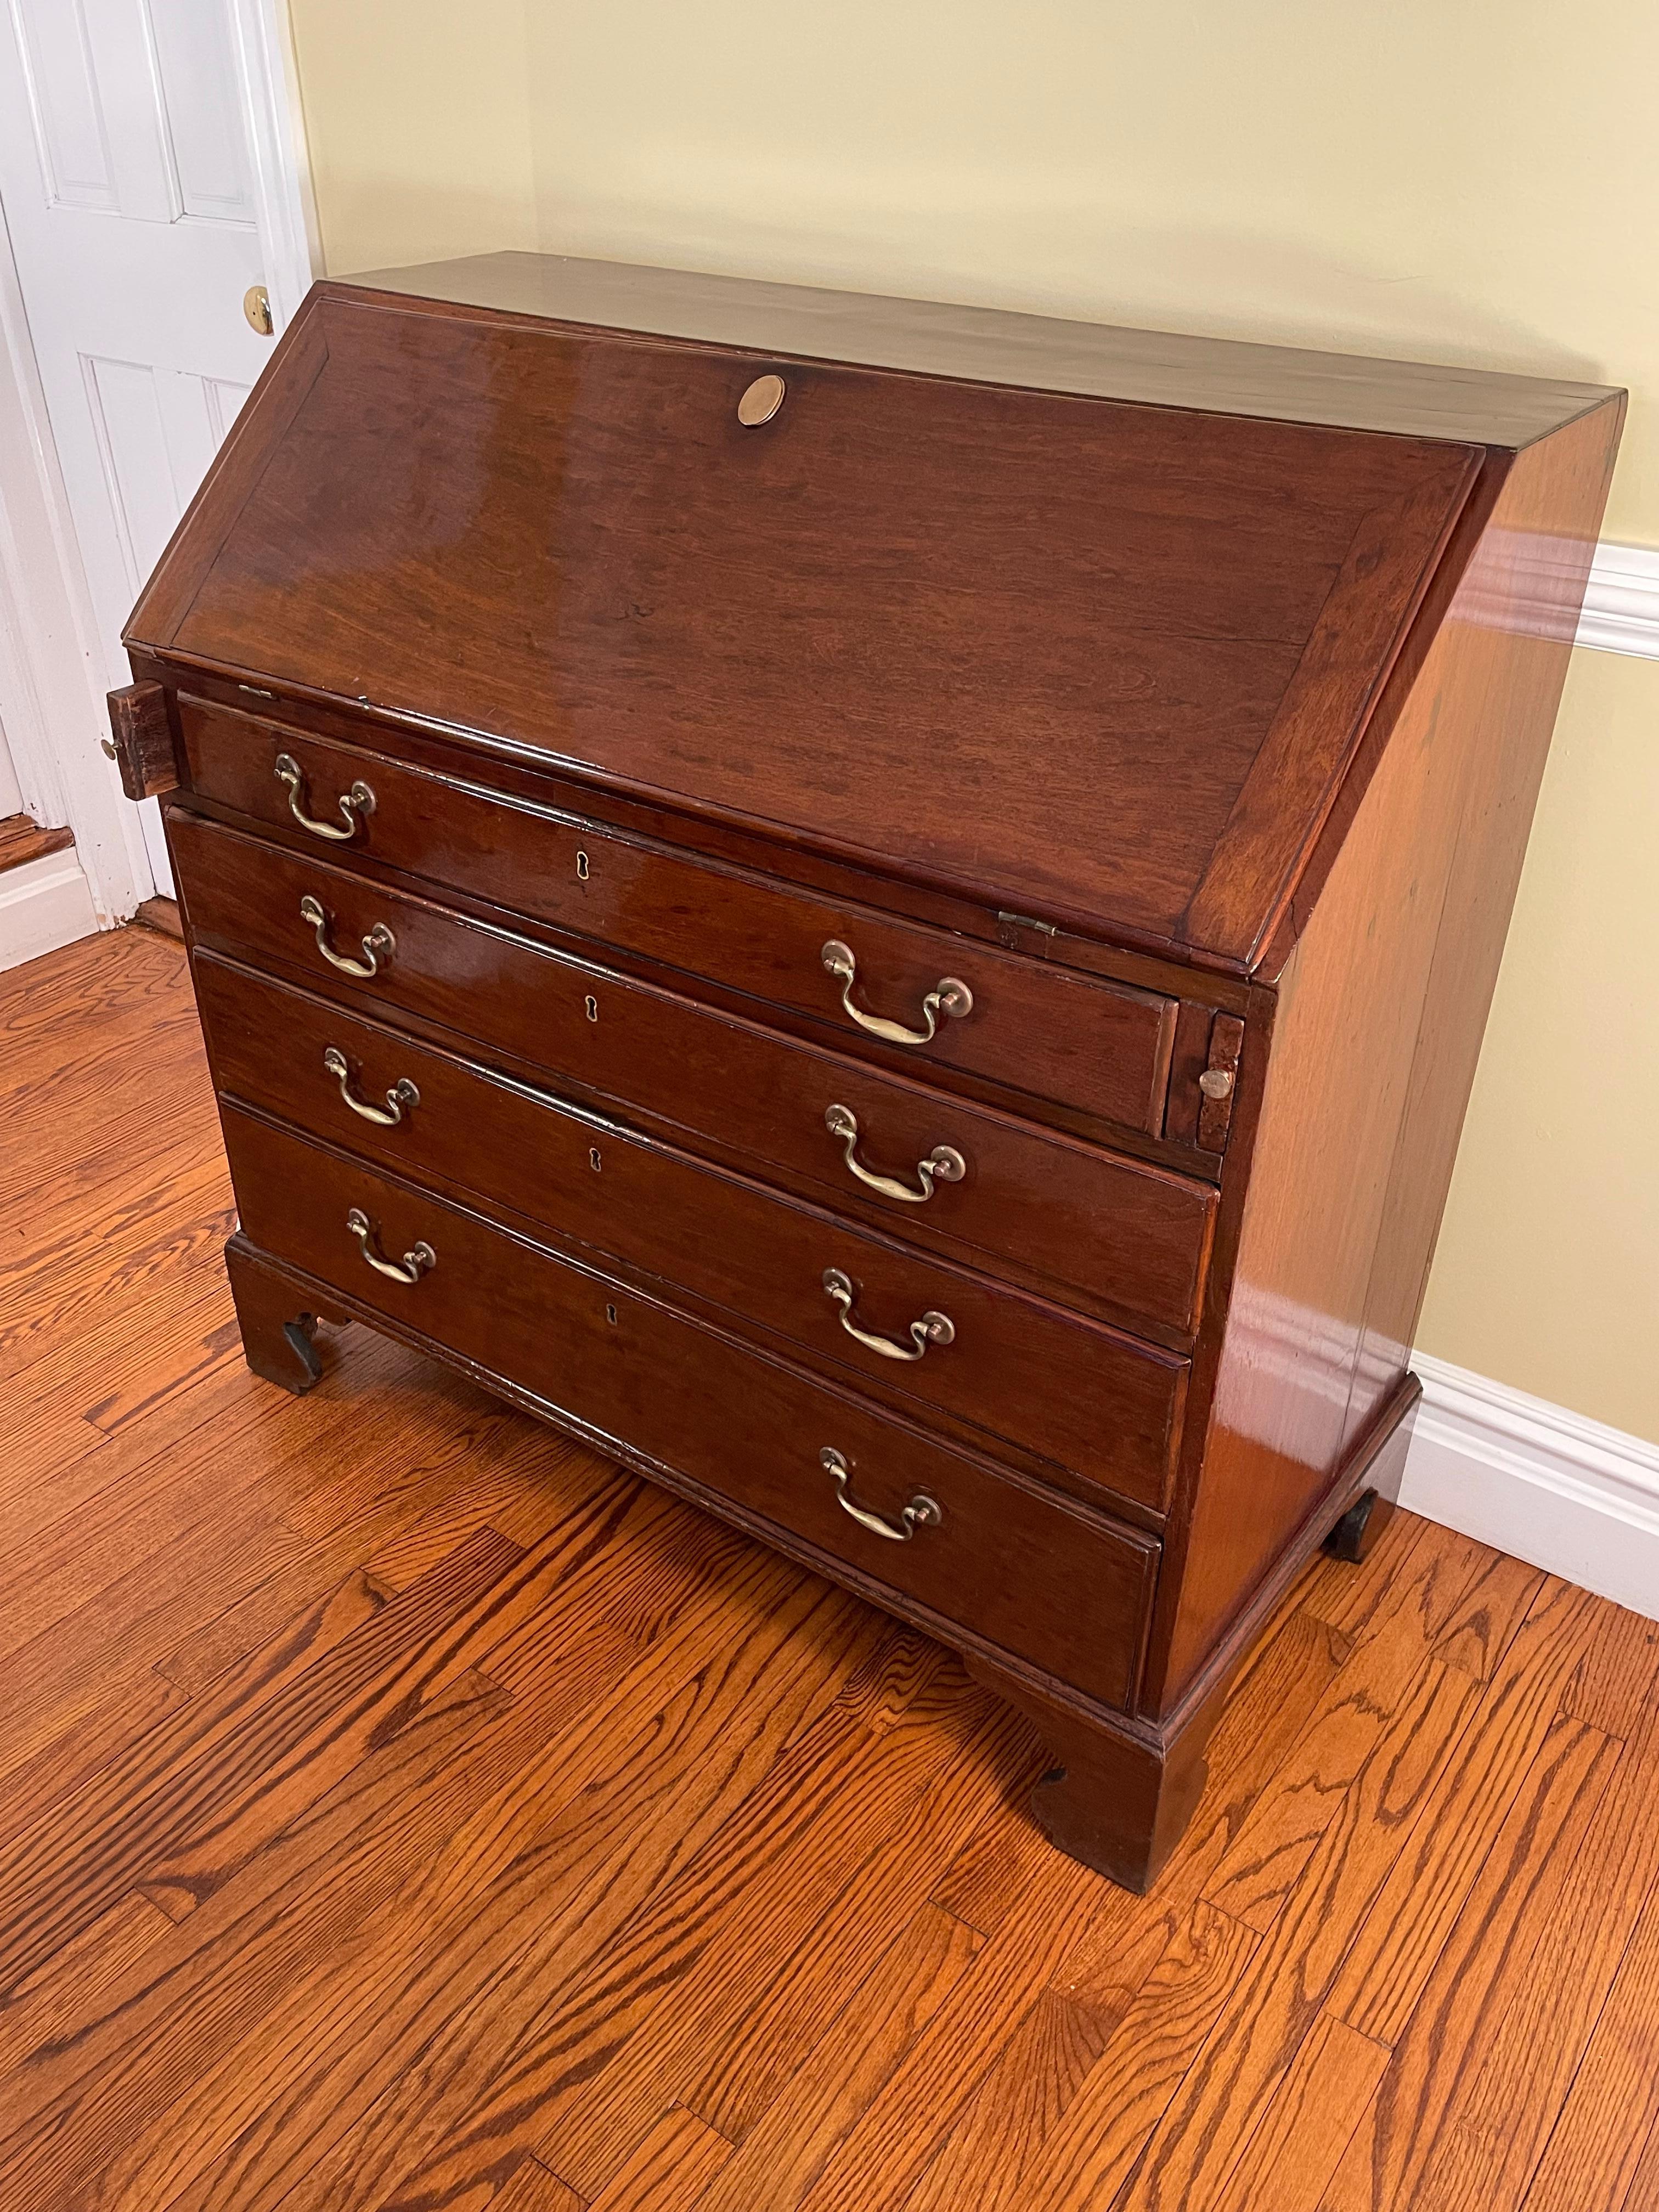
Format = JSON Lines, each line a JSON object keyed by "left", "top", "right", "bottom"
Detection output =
{"left": 195, "top": 952, "right": 1187, "bottom": 1513}
{"left": 179, "top": 695, "right": 1179, "bottom": 1135}
{"left": 221, "top": 1105, "right": 1158, "bottom": 1710}
{"left": 172, "top": 811, "right": 1216, "bottom": 1336}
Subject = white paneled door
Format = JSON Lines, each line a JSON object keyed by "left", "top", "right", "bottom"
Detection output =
{"left": 0, "top": 0, "right": 304, "bottom": 894}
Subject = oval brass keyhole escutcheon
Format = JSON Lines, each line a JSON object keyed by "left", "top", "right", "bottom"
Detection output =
{"left": 244, "top": 284, "right": 274, "bottom": 336}
{"left": 737, "top": 374, "right": 786, "bottom": 426}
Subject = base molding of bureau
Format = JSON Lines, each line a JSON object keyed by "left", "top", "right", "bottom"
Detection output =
{"left": 1404, "top": 1352, "right": 1659, "bottom": 1624}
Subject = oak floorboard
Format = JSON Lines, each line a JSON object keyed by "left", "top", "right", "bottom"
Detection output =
{"left": 489, "top": 2157, "right": 584, "bottom": 2212}
{"left": 1329, "top": 1708, "right": 1623, "bottom": 2212}
{"left": 1319, "top": 2088, "right": 1385, "bottom": 2212}
{"left": 590, "top": 1664, "right": 1028, "bottom": 2163}
{"left": 1047, "top": 1600, "right": 1353, "bottom": 2020}
{"left": 55, "top": 1551, "right": 803, "bottom": 2212}
{"left": 0, "top": 1668, "right": 194, "bottom": 1855}
{"left": 686, "top": 1904, "right": 985, "bottom": 2212}
{"left": 1521, "top": 1868, "right": 1659, "bottom": 2212}
{"left": 1023, "top": 1903, "right": 1262, "bottom": 2212}
{"left": 0, "top": 1527, "right": 524, "bottom": 1998}
{"left": 1402, "top": 1701, "right": 1659, "bottom": 2212}
{"left": 1200, "top": 1570, "right": 1466, "bottom": 1932}
{"left": 1208, "top": 2011, "right": 1391, "bottom": 2212}
{"left": 1, "top": 1071, "right": 215, "bottom": 1241}
{"left": 0, "top": 1892, "right": 174, "bottom": 2078}
{"left": 3, "top": 923, "right": 1657, "bottom": 2212}
{"left": 184, "top": 1583, "right": 876, "bottom": 2212}
{"left": 578, "top": 2106, "right": 733, "bottom": 2212}
{"left": 0, "top": 1152, "right": 230, "bottom": 1366}
{"left": 292, "top": 1622, "right": 953, "bottom": 2211}
{"left": 1560, "top": 1595, "right": 1659, "bottom": 1733}
{"left": 902, "top": 1981, "right": 1121, "bottom": 2212}
{"left": 0, "top": 926, "right": 183, "bottom": 1060}
{"left": 1324, "top": 1578, "right": 1602, "bottom": 2044}
{"left": 1111, "top": 1656, "right": 1482, "bottom": 2212}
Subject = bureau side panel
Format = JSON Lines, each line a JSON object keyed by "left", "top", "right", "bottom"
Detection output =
{"left": 1343, "top": 399, "right": 1626, "bottom": 1440}
{"left": 1147, "top": 397, "right": 1623, "bottom": 1713}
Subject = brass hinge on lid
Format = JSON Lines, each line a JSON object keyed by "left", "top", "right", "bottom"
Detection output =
{"left": 995, "top": 910, "right": 1058, "bottom": 958}
{"left": 1198, "top": 1013, "right": 1245, "bottom": 1151}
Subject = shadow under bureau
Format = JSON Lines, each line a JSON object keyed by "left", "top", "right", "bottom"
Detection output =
{"left": 108, "top": 252, "right": 1622, "bottom": 1891}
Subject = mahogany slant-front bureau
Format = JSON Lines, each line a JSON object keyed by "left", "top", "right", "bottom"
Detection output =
{"left": 109, "top": 254, "right": 1622, "bottom": 1892}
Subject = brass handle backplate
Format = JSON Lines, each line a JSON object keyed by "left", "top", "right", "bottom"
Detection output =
{"left": 820, "top": 1447, "right": 941, "bottom": 1542}
{"left": 275, "top": 752, "right": 375, "bottom": 842}
{"left": 300, "top": 894, "right": 394, "bottom": 978}
{"left": 820, "top": 941, "right": 972, "bottom": 1047}
{"left": 823, "top": 1103, "right": 965, "bottom": 1205}
{"left": 323, "top": 1046, "right": 418, "bottom": 1127}
{"left": 821, "top": 1268, "right": 954, "bottom": 1362}
{"left": 346, "top": 1206, "right": 435, "bottom": 1284}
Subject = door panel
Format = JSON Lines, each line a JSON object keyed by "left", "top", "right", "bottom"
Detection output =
{"left": 84, "top": 354, "right": 249, "bottom": 591}
{"left": 0, "top": 0, "right": 282, "bottom": 895}
{"left": 146, "top": 0, "right": 258, "bottom": 224}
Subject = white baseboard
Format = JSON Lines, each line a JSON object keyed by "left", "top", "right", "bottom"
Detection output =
{"left": 0, "top": 849, "right": 99, "bottom": 972}
{"left": 1579, "top": 540, "right": 1659, "bottom": 659}
{"left": 1404, "top": 1351, "right": 1659, "bottom": 1621}
{"left": 1455, "top": 535, "right": 1659, "bottom": 658}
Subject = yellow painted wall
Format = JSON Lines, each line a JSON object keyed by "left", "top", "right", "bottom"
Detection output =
{"left": 286, "top": 0, "right": 536, "bottom": 272}
{"left": 284, "top": 1, "right": 1659, "bottom": 1441}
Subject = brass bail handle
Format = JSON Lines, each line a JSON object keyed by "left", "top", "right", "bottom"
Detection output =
{"left": 820, "top": 1447, "right": 941, "bottom": 1542}
{"left": 300, "top": 894, "right": 394, "bottom": 979}
{"left": 323, "top": 1046, "right": 419, "bottom": 1127}
{"left": 821, "top": 1268, "right": 954, "bottom": 1361}
{"left": 275, "top": 752, "right": 375, "bottom": 842}
{"left": 820, "top": 941, "right": 972, "bottom": 1048}
{"left": 346, "top": 1207, "right": 435, "bottom": 1285}
{"left": 823, "top": 1103, "right": 966, "bottom": 1205}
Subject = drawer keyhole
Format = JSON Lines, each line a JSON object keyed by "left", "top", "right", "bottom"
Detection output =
{"left": 590, "top": 1147, "right": 602, "bottom": 1172}
{"left": 584, "top": 994, "right": 599, "bottom": 1023}
{"left": 575, "top": 850, "right": 590, "bottom": 881}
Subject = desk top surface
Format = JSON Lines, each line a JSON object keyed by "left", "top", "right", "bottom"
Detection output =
{"left": 128, "top": 258, "right": 1623, "bottom": 971}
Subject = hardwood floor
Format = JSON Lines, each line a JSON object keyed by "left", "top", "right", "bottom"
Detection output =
{"left": 2, "top": 925, "right": 1657, "bottom": 2212}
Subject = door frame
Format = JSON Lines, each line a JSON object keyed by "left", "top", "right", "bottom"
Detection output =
{"left": 0, "top": 0, "right": 320, "bottom": 927}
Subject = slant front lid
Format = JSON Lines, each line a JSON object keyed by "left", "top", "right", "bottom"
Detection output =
{"left": 128, "top": 267, "right": 1487, "bottom": 969}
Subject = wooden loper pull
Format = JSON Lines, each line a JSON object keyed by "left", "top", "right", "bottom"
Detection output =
{"left": 105, "top": 681, "right": 179, "bottom": 802}
{"left": 1197, "top": 1013, "right": 1246, "bottom": 1152}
